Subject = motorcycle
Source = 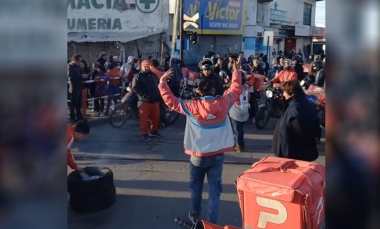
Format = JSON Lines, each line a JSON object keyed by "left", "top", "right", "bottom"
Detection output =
{"left": 254, "top": 82, "right": 285, "bottom": 129}
{"left": 109, "top": 86, "right": 183, "bottom": 129}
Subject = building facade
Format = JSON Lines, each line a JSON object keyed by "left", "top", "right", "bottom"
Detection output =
{"left": 67, "top": 0, "right": 324, "bottom": 65}
{"left": 67, "top": 0, "right": 170, "bottom": 63}
{"left": 243, "top": 0, "right": 324, "bottom": 63}
{"left": 169, "top": 0, "right": 246, "bottom": 65}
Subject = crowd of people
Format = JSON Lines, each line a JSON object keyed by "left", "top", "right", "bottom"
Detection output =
{"left": 67, "top": 50, "right": 326, "bottom": 224}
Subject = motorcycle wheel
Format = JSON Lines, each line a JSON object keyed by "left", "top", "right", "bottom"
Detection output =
{"left": 109, "top": 103, "right": 131, "bottom": 128}
{"left": 255, "top": 106, "right": 270, "bottom": 129}
{"left": 160, "top": 104, "right": 180, "bottom": 128}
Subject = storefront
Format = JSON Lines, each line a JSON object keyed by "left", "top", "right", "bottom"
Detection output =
{"left": 311, "top": 26, "right": 326, "bottom": 55}
{"left": 181, "top": 0, "right": 246, "bottom": 65}
{"left": 67, "top": 0, "right": 170, "bottom": 63}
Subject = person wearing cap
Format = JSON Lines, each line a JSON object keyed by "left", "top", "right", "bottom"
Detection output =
{"left": 198, "top": 59, "right": 225, "bottom": 96}
{"left": 270, "top": 59, "right": 298, "bottom": 88}
{"left": 120, "top": 55, "right": 134, "bottom": 79}
{"left": 132, "top": 60, "right": 162, "bottom": 141}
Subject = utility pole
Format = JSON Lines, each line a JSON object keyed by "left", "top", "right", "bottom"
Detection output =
{"left": 171, "top": 0, "right": 179, "bottom": 52}
{"left": 179, "top": 0, "right": 184, "bottom": 60}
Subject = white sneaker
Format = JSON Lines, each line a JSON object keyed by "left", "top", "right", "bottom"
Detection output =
{"left": 92, "top": 111, "right": 100, "bottom": 117}
{"left": 99, "top": 112, "right": 105, "bottom": 117}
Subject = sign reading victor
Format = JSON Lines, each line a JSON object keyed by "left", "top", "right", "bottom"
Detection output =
{"left": 184, "top": 0, "right": 246, "bottom": 35}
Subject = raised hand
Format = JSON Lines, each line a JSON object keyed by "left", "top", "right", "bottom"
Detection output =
{"left": 233, "top": 56, "right": 242, "bottom": 72}
{"left": 160, "top": 68, "right": 174, "bottom": 84}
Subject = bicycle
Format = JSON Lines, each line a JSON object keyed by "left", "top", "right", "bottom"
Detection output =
{"left": 109, "top": 88, "right": 180, "bottom": 128}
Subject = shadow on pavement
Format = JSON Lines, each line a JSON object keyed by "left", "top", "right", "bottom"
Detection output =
{"left": 68, "top": 194, "right": 242, "bottom": 229}
{"left": 113, "top": 180, "right": 239, "bottom": 195}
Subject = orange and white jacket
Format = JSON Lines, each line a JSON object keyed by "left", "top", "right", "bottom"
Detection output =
{"left": 159, "top": 70, "right": 242, "bottom": 157}
{"left": 67, "top": 126, "right": 77, "bottom": 170}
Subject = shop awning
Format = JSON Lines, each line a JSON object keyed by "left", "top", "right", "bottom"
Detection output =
{"left": 67, "top": 31, "right": 163, "bottom": 43}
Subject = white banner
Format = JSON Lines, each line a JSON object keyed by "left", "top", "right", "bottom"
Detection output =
{"left": 67, "top": 0, "right": 168, "bottom": 35}
{"left": 295, "top": 25, "right": 311, "bottom": 36}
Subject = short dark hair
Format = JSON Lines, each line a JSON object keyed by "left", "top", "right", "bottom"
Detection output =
{"left": 281, "top": 80, "right": 304, "bottom": 97}
{"left": 99, "top": 52, "right": 107, "bottom": 58}
{"left": 74, "top": 120, "right": 90, "bottom": 134}
{"left": 71, "top": 54, "right": 81, "bottom": 62}
{"left": 93, "top": 62, "right": 100, "bottom": 69}
{"left": 99, "top": 64, "right": 107, "bottom": 73}
{"left": 108, "top": 62, "right": 117, "bottom": 70}
{"left": 197, "top": 79, "right": 214, "bottom": 95}
{"left": 150, "top": 59, "right": 160, "bottom": 67}
{"left": 132, "top": 58, "right": 139, "bottom": 63}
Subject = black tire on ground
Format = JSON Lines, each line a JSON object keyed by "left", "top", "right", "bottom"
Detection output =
{"left": 255, "top": 106, "right": 270, "bottom": 129}
{"left": 70, "top": 185, "right": 116, "bottom": 213}
{"left": 109, "top": 103, "right": 130, "bottom": 128}
{"left": 68, "top": 167, "right": 114, "bottom": 195}
{"left": 160, "top": 104, "right": 180, "bottom": 128}
{"left": 162, "top": 110, "right": 180, "bottom": 127}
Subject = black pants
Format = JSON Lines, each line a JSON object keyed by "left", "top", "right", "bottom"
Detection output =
{"left": 94, "top": 98, "right": 105, "bottom": 112}
{"left": 249, "top": 92, "right": 259, "bottom": 118}
{"left": 69, "top": 87, "right": 83, "bottom": 122}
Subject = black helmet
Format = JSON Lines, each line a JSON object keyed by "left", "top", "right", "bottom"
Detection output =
{"left": 219, "top": 70, "right": 228, "bottom": 79}
{"left": 291, "top": 55, "right": 302, "bottom": 63}
{"left": 241, "top": 64, "right": 252, "bottom": 73}
{"left": 276, "top": 54, "right": 285, "bottom": 62}
{"left": 311, "top": 60, "right": 324, "bottom": 73}
{"left": 199, "top": 58, "right": 214, "bottom": 71}
{"left": 283, "top": 59, "right": 293, "bottom": 70}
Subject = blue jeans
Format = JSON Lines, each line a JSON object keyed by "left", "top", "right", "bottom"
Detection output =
{"left": 105, "top": 86, "right": 120, "bottom": 114}
{"left": 189, "top": 154, "right": 224, "bottom": 224}
{"left": 230, "top": 118, "right": 245, "bottom": 147}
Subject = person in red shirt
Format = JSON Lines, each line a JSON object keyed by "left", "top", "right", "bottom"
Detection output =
{"left": 270, "top": 59, "right": 298, "bottom": 88}
{"left": 150, "top": 59, "right": 165, "bottom": 80}
{"left": 67, "top": 120, "right": 90, "bottom": 172}
{"left": 105, "top": 62, "right": 121, "bottom": 115}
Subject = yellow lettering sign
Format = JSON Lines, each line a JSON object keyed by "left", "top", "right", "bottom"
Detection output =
{"left": 206, "top": 2, "right": 240, "bottom": 21}
{"left": 189, "top": 3, "right": 199, "bottom": 17}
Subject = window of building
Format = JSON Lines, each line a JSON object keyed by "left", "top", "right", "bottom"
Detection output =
{"left": 303, "top": 3, "right": 312, "bottom": 26}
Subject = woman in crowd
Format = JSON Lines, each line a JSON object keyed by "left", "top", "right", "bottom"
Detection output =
{"left": 79, "top": 59, "right": 91, "bottom": 118}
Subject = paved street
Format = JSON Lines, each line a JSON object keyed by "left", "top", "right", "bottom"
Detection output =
{"left": 68, "top": 115, "right": 325, "bottom": 229}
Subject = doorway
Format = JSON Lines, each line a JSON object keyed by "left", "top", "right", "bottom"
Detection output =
{"left": 285, "top": 38, "right": 296, "bottom": 58}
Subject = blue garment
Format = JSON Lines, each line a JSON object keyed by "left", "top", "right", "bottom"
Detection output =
{"left": 189, "top": 154, "right": 224, "bottom": 224}
{"left": 230, "top": 118, "right": 245, "bottom": 147}
{"left": 105, "top": 85, "right": 120, "bottom": 113}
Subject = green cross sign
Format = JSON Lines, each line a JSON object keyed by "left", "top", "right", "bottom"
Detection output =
{"left": 140, "top": 0, "right": 155, "bottom": 9}
{"left": 274, "top": 2, "right": 278, "bottom": 10}
{"left": 136, "top": 0, "right": 159, "bottom": 13}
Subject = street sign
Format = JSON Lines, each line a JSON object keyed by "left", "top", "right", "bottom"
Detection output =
{"left": 183, "top": 13, "right": 199, "bottom": 29}
{"left": 263, "top": 31, "right": 274, "bottom": 46}
{"left": 171, "top": 50, "right": 180, "bottom": 59}
{"left": 175, "top": 39, "right": 181, "bottom": 51}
